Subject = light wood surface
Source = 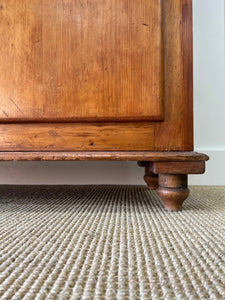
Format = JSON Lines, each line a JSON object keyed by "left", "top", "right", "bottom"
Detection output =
{"left": 0, "top": 0, "right": 163, "bottom": 122}
{"left": 0, "top": 123, "right": 154, "bottom": 151}
{"left": 0, "top": 0, "right": 194, "bottom": 151}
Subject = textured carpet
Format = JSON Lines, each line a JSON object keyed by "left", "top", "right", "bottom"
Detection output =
{"left": 0, "top": 185, "right": 224, "bottom": 300}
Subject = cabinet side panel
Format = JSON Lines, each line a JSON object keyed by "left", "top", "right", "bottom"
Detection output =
{"left": 155, "top": 0, "right": 193, "bottom": 151}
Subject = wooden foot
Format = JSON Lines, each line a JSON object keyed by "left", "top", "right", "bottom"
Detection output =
{"left": 138, "top": 161, "right": 158, "bottom": 190}
{"left": 144, "top": 167, "right": 158, "bottom": 190}
{"left": 157, "top": 174, "right": 189, "bottom": 211}
{"left": 139, "top": 157, "right": 209, "bottom": 211}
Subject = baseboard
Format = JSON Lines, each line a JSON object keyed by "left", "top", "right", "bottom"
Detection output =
{"left": 189, "top": 150, "right": 225, "bottom": 185}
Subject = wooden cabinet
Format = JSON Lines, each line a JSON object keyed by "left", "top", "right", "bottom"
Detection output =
{"left": 0, "top": 0, "right": 208, "bottom": 210}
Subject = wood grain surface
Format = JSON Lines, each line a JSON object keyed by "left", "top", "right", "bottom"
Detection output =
{"left": 0, "top": 151, "right": 209, "bottom": 161}
{"left": 151, "top": 161, "right": 206, "bottom": 174}
{"left": 0, "top": 0, "right": 163, "bottom": 122}
{"left": 155, "top": 0, "right": 193, "bottom": 150}
{"left": 0, "top": 123, "right": 154, "bottom": 151}
{"left": 0, "top": 0, "right": 195, "bottom": 153}
{"left": 157, "top": 174, "right": 189, "bottom": 211}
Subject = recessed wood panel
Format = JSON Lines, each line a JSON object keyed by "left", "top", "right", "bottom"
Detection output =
{"left": 0, "top": 0, "right": 163, "bottom": 122}
{"left": 0, "top": 123, "right": 154, "bottom": 151}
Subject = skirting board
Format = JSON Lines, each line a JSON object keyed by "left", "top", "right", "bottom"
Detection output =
{"left": 189, "top": 150, "right": 225, "bottom": 186}
{"left": 0, "top": 150, "right": 223, "bottom": 185}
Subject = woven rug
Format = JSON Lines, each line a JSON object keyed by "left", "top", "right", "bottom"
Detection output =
{"left": 0, "top": 185, "right": 224, "bottom": 300}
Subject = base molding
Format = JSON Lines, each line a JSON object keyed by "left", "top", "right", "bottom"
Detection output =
{"left": 0, "top": 151, "right": 209, "bottom": 162}
{"left": 0, "top": 151, "right": 209, "bottom": 212}
{"left": 189, "top": 150, "right": 225, "bottom": 186}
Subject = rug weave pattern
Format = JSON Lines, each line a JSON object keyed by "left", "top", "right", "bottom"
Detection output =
{"left": 0, "top": 185, "right": 224, "bottom": 300}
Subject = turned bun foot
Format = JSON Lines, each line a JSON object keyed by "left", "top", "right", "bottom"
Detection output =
{"left": 144, "top": 167, "right": 158, "bottom": 190}
{"left": 157, "top": 174, "right": 189, "bottom": 211}
{"left": 138, "top": 161, "right": 158, "bottom": 190}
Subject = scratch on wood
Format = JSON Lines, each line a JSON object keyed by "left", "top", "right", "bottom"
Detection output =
{"left": 2, "top": 111, "right": 9, "bottom": 117}
{"left": 9, "top": 98, "right": 25, "bottom": 115}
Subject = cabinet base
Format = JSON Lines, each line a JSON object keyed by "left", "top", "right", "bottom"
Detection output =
{"left": 0, "top": 151, "right": 209, "bottom": 211}
{"left": 0, "top": 151, "right": 209, "bottom": 162}
{"left": 138, "top": 152, "right": 209, "bottom": 211}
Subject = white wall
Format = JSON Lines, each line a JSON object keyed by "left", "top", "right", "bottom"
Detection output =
{"left": 190, "top": 0, "right": 225, "bottom": 185}
{"left": 0, "top": 0, "right": 224, "bottom": 185}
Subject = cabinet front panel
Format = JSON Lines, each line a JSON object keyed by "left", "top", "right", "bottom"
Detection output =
{"left": 0, "top": 123, "right": 154, "bottom": 151}
{"left": 0, "top": 0, "right": 163, "bottom": 122}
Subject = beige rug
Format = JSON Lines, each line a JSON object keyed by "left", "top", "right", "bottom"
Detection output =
{"left": 0, "top": 185, "right": 224, "bottom": 300}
